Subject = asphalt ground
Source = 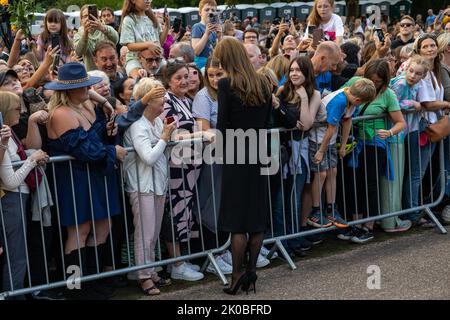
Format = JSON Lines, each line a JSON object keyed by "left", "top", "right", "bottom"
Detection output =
{"left": 114, "top": 224, "right": 450, "bottom": 300}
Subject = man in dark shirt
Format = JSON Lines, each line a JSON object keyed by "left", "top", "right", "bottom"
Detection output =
{"left": 391, "top": 15, "right": 416, "bottom": 50}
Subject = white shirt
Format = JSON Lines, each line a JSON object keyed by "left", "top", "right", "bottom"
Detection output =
{"left": 417, "top": 71, "right": 444, "bottom": 129}
{"left": 123, "top": 116, "right": 168, "bottom": 195}
{"left": 0, "top": 139, "right": 36, "bottom": 193}
{"left": 305, "top": 14, "right": 344, "bottom": 41}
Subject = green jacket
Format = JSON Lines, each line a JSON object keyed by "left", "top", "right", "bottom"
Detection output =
{"left": 73, "top": 26, "right": 119, "bottom": 72}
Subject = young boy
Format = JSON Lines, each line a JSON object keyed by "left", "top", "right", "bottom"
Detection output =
{"left": 307, "top": 78, "right": 377, "bottom": 228}
{"left": 191, "top": 0, "right": 220, "bottom": 69}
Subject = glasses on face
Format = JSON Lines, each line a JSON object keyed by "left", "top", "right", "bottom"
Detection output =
{"left": 400, "top": 23, "right": 413, "bottom": 28}
{"left": 245, "top": 35, "right": 257, "bottom": 39}
{"left": 167, "top": 57, "right": 185, "bottom": 64}
{"left": 141, "top": 56, "right": 161, "bottom": 64}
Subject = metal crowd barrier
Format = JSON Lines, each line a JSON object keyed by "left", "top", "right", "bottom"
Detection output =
{"left": 0, "top": 111, "right": 447, "bottom": 299}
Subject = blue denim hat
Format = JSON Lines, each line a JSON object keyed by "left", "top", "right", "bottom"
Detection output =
{"left": 44, "top": 62, "right": 102, "bottom": 91}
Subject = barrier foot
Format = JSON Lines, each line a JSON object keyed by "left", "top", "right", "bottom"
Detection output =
{"left": 424, "top": 208, "right": 448, "bottom": 234}
{"left": 204, "top": 252, "right": 229, "bottom": 286}
{"left": 275, "top": 239, "right": 297, "bottom": 270}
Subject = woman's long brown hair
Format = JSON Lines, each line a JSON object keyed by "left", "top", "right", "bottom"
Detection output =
{"left": 213, "top": 37, "right": 270, "bottom": 107}
{"left": 40, "top": 9, "right": 73, "bottom": 56}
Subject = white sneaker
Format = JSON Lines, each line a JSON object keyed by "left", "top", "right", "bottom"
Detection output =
{"left": 221, "top": 250, "right": 232, "bottom": 266}
{"left": 256, "top": 253, "right": 270, "bottom": 268}
{"left": 442, "top": 205, "right": 450, "bottom": 223}
{"left": 260, "top": 246, "right": 278, "bottom": 259}
{"left": 171, "top": 263, "right": 204, "bottom": 281}
{"left": 206, "top": 255, "right": 233, "bottom": 275}
{"left": 167, "top": 262, "right": 200, "bottom": 273}
{"left": 186, "top": 262, "right": 201, "bottom": 272}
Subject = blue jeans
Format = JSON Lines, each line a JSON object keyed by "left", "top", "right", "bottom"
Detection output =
{"left": 403, "top": 131, "right": 436, "bottom": 221}
{"left": 272, "top": 158, "right": 307, "bottom": 250}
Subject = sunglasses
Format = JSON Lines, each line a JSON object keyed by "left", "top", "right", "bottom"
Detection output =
{"left": 167, "top": 57, "right": 185, "bottom": 64}
{"left": 400, "top": 23, "right": 413, "bottom": 27}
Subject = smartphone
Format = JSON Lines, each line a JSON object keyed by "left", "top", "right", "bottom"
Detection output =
{"left": 164, "top": 5, "right": 168, "bottom": 17}
{"left": 0, "top": 112, "right": 3, "bottom": 128}
{"left": 209, "top": 13, "right": 218, "bottom": 25}
{"left": 312, "top": 28, "right": 323, "bottom": 47}
{"left": 173, "top": 17, "right": 182, "bottom": 33}
{"left": 51, "top": 33, "right": 59, "bottom": 49}
{"left": 52, "top": 54, "right": 60, "bottom": 75}
{"left": 308, "top": 25, "right": 316, "bottom": 35}
{"left": 88, "top": 5, "right": 98, "bottom": 20}
{"left": 375, "top": 28, "right": 385, "bottom": 45}
{"left": 284, "top": 13, "right": 291, "bottom": 22}
{"left": 166, "top": 116, "right": 175, "bottom": 124}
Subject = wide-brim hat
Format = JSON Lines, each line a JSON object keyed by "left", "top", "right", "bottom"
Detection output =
{"left": 44, "top": 62, "right": 102, "bottom": 91}
{"left": 0, "top": 69, "right": 19, "bottom": 86}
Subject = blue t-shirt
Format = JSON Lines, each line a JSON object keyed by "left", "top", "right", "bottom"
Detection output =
{"left": 426, "top": 15, "right": 436, "bottom": 27}
{"left": 315, "top": 72, "right": 332, "bottom": 96}
{"left": 309, "top": 88, "right": 354, "bottom": 144}
{"left": 191, "top": 23, "right": 217, "bottom": 58}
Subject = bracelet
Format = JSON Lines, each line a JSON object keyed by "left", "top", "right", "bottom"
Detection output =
{"left": 99, "top": 100, "right": 108, "bottom": 106}
{"left": 0, "top": 143, "right": 8, "bottom": 150}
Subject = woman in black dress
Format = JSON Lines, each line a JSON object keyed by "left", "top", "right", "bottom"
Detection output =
{"left": 214, "top": 37, "right": 272, "bottom": 295}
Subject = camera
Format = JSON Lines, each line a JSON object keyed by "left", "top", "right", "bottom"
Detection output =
{"left": 375, "top": 28, "right": 385, "bottom": 45}
{"left": 209, "top": 12, "right": 219, "bottom": 25}
{"left": 173, "top": 17, "right": 182, "bottom": 33}
{"left": 87, "top": 5, "right": 98, "bottom": 20}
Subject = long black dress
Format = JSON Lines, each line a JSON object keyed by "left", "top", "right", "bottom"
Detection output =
{"left": 217, "top": 78, "right": 272, "bottom": 234}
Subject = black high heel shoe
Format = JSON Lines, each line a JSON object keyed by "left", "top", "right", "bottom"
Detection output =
{"left": 223, "top": 273, "right": 248, "bottom": 295}
{"left": 242, "top": 271, "right": 257, "bottom": 294}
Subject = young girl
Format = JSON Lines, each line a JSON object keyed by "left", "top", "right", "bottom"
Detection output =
{"left": 380, "top": 55, "right": 430, "bottom": 233}
{"left": 35, "top": 9, "right": 73, "bottom": 63}
{"left": 305, "top": 0, "right": 344, "bottom": 45}
{"left": 272, "top": 57, "right": 322, "bottom": 256}
{"left": 119, "top": 0, "right": 169, "bottom": 79}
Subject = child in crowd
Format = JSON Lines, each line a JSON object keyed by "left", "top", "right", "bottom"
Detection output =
{"left": 35, "top": 9, "right": 73, "bottom": 63}
{"left": 119, "top": 0, "right": 169, "bottom": 79}
{"left": 307, "top": 78, "right": 376, "bottom": 228}
{"left": 191, "top": 0, "right": 221, "bottom": 69}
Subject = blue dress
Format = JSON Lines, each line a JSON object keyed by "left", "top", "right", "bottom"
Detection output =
{"left": 47, "top": 107, "right": 121, "bottom": 226}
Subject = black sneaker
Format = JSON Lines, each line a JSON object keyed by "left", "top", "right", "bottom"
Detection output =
{"left": 32, "top": 289, "right": 66, "bottom": 300}
{"left": 298, "top": 237, "right": 313, "bottom": 251}
{"left": 303, "top": 226, "right": 324, "bottom": 245}
{"left": 350, "top": 228, "right": 374, "bottom": 244}
{"left": 288, "top": 247, "right": 307, "bottom": 258}
{"left": 337, "top": 227, "right": 357, "bottom": 241}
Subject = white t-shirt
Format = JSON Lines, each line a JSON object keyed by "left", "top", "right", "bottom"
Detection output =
{"left": 417, "top": 71, "right": 444, "bottom": 128}
{"left": 305, "top": 14, "right": 344, "bottom": 41}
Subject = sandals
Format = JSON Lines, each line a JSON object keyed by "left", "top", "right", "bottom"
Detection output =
{"left": 138, "top": 278, "right": 160, "bottom": 296}
{"left": 152, "top": 276, "right": 172, "bottom": 288}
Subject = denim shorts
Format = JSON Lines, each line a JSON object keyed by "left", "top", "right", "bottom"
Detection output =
{"left": 308, "top": 141, "right": 337, "bottom": 172}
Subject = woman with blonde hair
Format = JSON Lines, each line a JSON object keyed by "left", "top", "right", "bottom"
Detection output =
{"left": 214, "top": 37, "right": 272, "bottom": 295}
{"left": 45, "top": 62, "right": 126, "bottom": 299}
{"left": 266, "top": 54, "right": 290, "bottom": 87}
{"left": 123, "top": 77, "right": 176, "bottom": 295}
{"left": 0, "top": 91, "right": 49, "bottom": 297}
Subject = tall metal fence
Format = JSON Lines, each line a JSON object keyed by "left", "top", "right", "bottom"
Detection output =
{"left": 0, "top": 111, "right": 447, "bottom": 299}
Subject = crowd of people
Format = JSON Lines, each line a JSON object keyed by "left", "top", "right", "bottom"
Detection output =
{"left": 1, "top": 0, "right": 450, "bottom": 299}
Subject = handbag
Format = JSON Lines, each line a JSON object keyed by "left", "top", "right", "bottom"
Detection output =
{"left": 11, "top": 132, "right": 43, "bottom": 191}
{"left": 425, "top": 113, "right": 450, "bottom": 143}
